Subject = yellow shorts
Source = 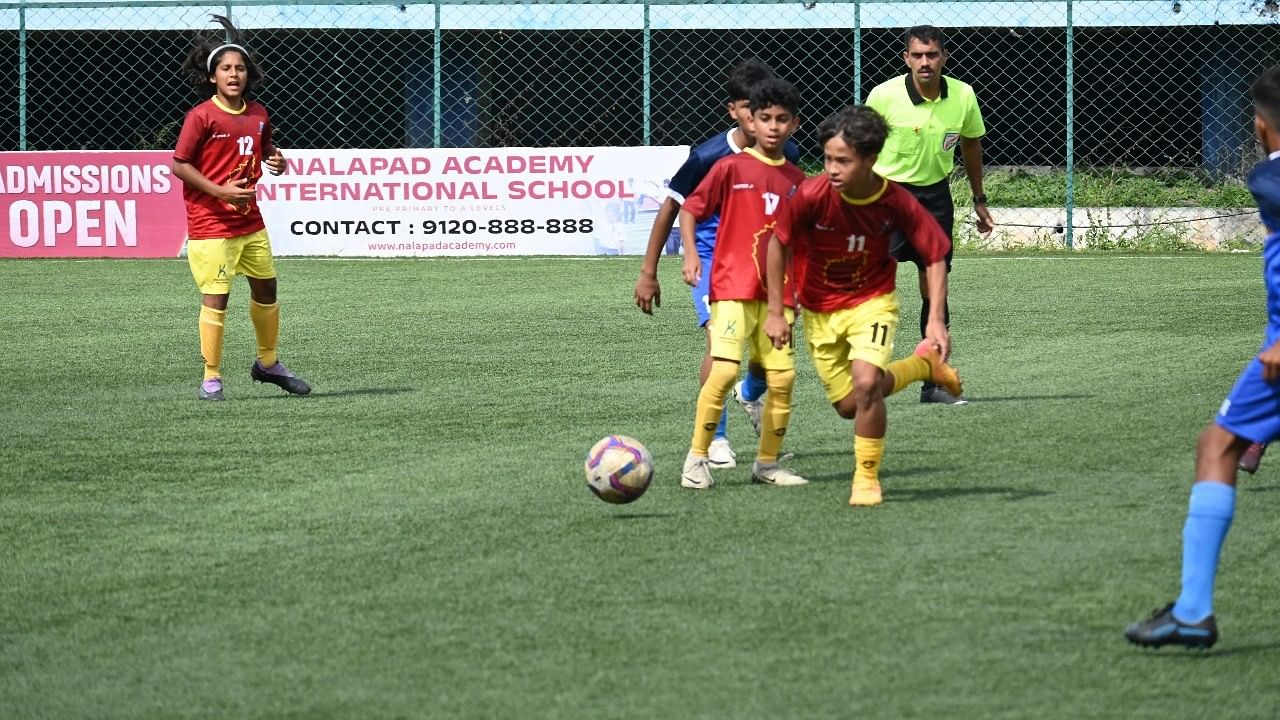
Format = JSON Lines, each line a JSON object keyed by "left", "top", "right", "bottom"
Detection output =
{"left": 187, "top": 229, "right": 276, "bottom": 295}
{"left": 803, "top": 292, "right": 901, "bottom": 403}
{"left": 707, "top": 299, "right": 795, "bottom": 370}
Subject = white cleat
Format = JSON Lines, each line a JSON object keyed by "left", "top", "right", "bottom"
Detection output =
{"left": 681, "top": 453, "right": 715, "bottom": 490}
{"left": 751, "top": 460, "right": 808, "bottom": 487}
{"left": 708, "top": 437, "right": 737, "bottom": 468}
{"left": 733, "top": 381, "right": 765, "bottom": 437}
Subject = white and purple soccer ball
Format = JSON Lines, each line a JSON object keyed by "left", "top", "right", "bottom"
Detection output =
{"left": 584, "top": 435, "right": 654, "bottom": 504}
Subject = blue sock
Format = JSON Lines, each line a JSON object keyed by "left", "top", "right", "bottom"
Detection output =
{"left": 742, "top": 370, "right": 767, "bottom": 403}
{"left": 715, "top": 407, "right": 729, "bottom": 439}
{"left": 1172, "top": 481, "right": 1236, "bottom": 623}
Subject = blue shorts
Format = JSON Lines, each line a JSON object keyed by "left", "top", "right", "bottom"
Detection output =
{"left": 1216, "top": 356, "right": 1280, "bottom": 444}
{"left": 691, "top": 251, "right": 713, "bottom": 327}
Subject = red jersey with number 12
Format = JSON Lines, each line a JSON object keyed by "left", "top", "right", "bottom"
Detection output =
{"left": 775, "top": 176, "right": 950, "bottom": 312}
{"left": 173, "top": 98, "right": 274, "bottom": 240}
{"left": 682, "top": 148, "right": 805, "bottom": 306}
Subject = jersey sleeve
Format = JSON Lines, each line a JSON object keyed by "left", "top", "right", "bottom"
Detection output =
{"left": 261, "top": 110, "right": 275, "bottom": 155}
{"left": 666, "top": 149, "right": 716, "bottom": 205}
{"left": 961, "top": 89, "right": 986, "bottom": 138}
{"left": 899, "top": 190, "right": 951, "bottom": 265}
{"left": 774, "top": 183, "right": 811, "bottom": 248}
{"left": 172, "top": 107, "right": 207, "bottom": 164}
{"left": 864, "top": 83, "right": 887, "bottom": 114}
{"left": 681, "top": 158, "right": 729, "bottom": 223}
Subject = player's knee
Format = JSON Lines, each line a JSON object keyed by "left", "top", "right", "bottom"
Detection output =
{"left": 851, "top": 376, "right": 884, "bottom": 410}
{"left": 707, "top": 359, "right": 740, "bottom": 392}
{"left": 833, "top": 394, "right": 858, "bottom": 419}
{"left": 248, "top": 277, "right": 278, "bottom": 304}
{"left": 1197, "top": 423, "right": 1245, "bottom": 464}
{"left": 765, "top": 368, "right": 795, "bottom": 396}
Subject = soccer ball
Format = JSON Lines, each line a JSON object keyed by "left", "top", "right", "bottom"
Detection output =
{"left": 584, "top": 435, "right": 654, "bottom": 504}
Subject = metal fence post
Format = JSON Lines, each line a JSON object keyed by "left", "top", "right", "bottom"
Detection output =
{"left": 852, "top": 0, "right": 861, "bottom": 104}
{"left": 18, "top": 1, "right": 27, "bottom": 150}
{"left": 1064, "top": 0, "right": 1075, "bottom": 249}
{"left": 643, "top": 3, "right": 651, "bottom": 146}
{"left": 433, "top": 1, "right": 442, "bottom": 148}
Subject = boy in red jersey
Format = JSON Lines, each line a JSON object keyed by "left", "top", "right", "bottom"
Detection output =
{"left": 765, "top": 105, "right": 963, "bottom": 506}
{"left": 677, "top": 77, "right": 807, "bottom": 490}
{"left": 173, "top": 15, "right": 310, "bottom": 401}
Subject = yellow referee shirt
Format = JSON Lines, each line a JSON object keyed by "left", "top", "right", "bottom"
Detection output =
{"left": 865, "top": 74, "right": 985, "bottom": 186}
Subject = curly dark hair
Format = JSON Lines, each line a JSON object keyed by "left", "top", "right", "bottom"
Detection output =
{"left": 180, "top": 15, "right": 265, "bottom": 98}
{"left": 905, "top": 25, "right": 947, "bottom": 51}
{"left": 748, "top": 75, "right": 801, "bottom": 116}
{"left": 726, "top": 58, "right": 778, "bottom": 103}
{"left": 816, "top": 105, "right": 889, "bottom": 158}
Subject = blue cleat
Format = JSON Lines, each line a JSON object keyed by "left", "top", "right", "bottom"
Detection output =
{"left": 1125, "top": 602, "right": 1217, "bottom": 649}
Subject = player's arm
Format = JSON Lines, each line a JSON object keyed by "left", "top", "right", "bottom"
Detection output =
{"left": 959, "top": 137, "right": 993, "bottom": 235}
{"left": 764, "top": 233, "right": 792, "bottom": 350}
{"left": 261, "top": 119, "right": 286, "bottom": 176}
{"left": 1260, "top": 339, "right": 1280, "bottom": 381}
{"left": 677, "top": 206, "right": 701, "bottom": 287}
{"left": 921, "top": 259, "right": 951, "bottom": 360}
{"left": 172, "top": 159, "right": 256, "bottom": 207}
{"left": 634, "top": 196, "right": 681, "bottom": 314}
{"left": 676, "top": 164, "right": 724, "bottom": 288}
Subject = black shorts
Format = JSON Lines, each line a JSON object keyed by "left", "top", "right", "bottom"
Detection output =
{"left": 889, "top": 179, "right": 954, "bottom": 272}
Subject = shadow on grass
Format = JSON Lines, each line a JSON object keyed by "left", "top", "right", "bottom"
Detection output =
{"left": 960, "top": 394, "right": 1094, "bottom": 402}
{"left": 610, "top": 512, "right": 682, "bottom": 520}
{"left": 806, "top": 465, "right": 945, "bottom": 484}
{"left": 1244, "top": 484, "right": 1280, "bottom": 493}
{"left": 1134, "top": 641, "right": 1280, "bottom": 659}
{"left": 890, "top": 485, "right": 1052, "bottom": 502}
{"left": 247, "top": 387, "right": 416, "bottom": 400}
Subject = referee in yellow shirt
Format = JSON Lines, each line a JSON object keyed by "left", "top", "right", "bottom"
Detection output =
{"left": 866, "top": 25, "right": 994, "bottom": 405}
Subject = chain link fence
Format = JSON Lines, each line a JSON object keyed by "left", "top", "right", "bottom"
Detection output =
{"left": 4, "top": 1, "right": 1279, "bottom": 215}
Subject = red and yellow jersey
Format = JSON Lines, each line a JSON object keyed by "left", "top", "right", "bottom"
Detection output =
{"left": 776, "top": 176, "right": 950, "bottom": 312}
{"left": 683, "top": 148, "right": 805, "bottom": 306}
{"left": 173, "top": 97, "right": 274, "bottom": 240}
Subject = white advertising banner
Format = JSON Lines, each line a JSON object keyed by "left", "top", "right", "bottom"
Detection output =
{"left": 259, "top": 146, "right": 689, "bottom": 257}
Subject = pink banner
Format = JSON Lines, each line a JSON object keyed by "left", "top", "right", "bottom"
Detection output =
{"left": 1, "top": 151, "right": 187, "bottom": 258}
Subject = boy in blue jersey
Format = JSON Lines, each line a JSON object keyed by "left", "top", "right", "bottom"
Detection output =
{"left": 634, "top": 59, "right": 801, "bottom": 470}
{"left": 1124, "top": 65, "right": 1280, "bottom": 650}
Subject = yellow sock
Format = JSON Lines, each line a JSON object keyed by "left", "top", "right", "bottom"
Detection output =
{"left": 757, "top": 368, "right": 795, "bottom": 462}
{"left": 885, "top": 356, "right": 929, "bottom": 396}
{"left": 691, "top": 360, "right": 738, "bottom": 455}
{"left": 853, "top": 435, "right": 885, "bottom": 489}
{"left": 199, "top": 305, "right": 226, "bottom": 381}
{"left": 249, "top": 300, "right": 280, "bottom": 367}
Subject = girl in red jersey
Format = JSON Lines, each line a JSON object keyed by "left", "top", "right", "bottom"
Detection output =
{"left": 174, "top": 15, "right": 310, "bottom": 401}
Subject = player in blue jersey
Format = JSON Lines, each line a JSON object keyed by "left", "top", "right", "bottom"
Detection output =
{"left": 1124, "top": 65, "right": 1280, "bottom": 650}
{"left": 634, "top": 59, "right": 801, "bottom": 469}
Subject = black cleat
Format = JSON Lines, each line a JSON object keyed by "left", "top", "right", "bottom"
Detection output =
{"left": 1239, "top": 442, "right": 1267, "bottom": 474}
{"left": 920, "top": 382, "right": 968, "bottom": 406}
{"left": 1125, "top": 603, "right": 1217, "bottom": 649}
{"left": 251, "top": 359, "right": 311, "bottom": 395}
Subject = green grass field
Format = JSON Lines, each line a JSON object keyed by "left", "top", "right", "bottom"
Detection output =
{"left": 3, "top": 254, "right": 1279, "bottom": 719}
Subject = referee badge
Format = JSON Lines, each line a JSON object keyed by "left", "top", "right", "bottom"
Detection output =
{"left": 942, "top": 132, "right": 960, "bottom": 151}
